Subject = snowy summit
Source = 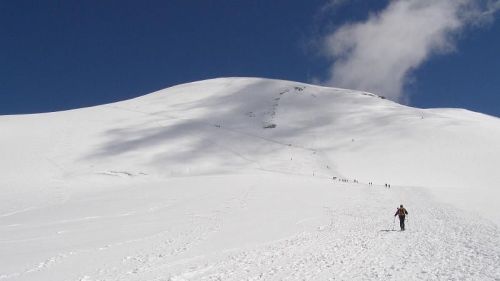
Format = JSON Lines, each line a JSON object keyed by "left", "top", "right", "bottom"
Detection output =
{"left": 1, "top": 77, "right": 500, "bottom": 280}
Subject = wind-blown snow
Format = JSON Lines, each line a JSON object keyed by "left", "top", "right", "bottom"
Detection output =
{"left": 1, "top": 77, "right": 499, "bottom": 280}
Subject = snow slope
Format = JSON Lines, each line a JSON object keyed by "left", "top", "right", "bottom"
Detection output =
{"left": 1, "top": 77, "right": 499, "bottom": 280}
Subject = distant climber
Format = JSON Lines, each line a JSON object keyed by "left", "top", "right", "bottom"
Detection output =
{"left": 394, "top": 205, "right": 408, "bottom": 231}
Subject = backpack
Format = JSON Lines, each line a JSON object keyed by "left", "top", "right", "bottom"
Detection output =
{"left": 398, "top": 208, "right": 406, "bottom": 216}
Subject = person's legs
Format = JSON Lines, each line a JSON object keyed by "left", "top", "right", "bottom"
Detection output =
{"left": 399, "top": 216, "right": 405, "bottom": 231}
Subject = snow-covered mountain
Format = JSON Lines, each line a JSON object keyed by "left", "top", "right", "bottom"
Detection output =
{"left": 1, "top": 78, "right": 499, "bottom": 280}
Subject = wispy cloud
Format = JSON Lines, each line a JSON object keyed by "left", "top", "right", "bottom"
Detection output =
{"left": 320, "top": 0, "right": 350, "bottom": 14}
{"left": 320, "top": 0, "right": 500, "bottom": 101}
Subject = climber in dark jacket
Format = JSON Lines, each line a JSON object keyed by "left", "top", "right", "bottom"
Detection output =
{"left": 394, "top": 204, "right": 409, "bottom": 231}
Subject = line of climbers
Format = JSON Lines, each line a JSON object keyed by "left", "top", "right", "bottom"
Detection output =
{"left": 332, "top": 177, "right": 392, "bottom": 188}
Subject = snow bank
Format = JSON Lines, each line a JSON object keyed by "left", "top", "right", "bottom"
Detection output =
{"left": 1, "top": 77, "right": 499, "bottom": 280}
{"left": 2, "top": 77, "right": 499, "bottom": 222}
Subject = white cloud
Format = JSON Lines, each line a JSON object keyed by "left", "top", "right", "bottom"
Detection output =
{"left": 321, "top": 0, "right": 500, "bottom": 101}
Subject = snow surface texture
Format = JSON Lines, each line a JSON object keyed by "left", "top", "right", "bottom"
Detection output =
{"left": 1, "top": 77, "right": 499, "bottom": 280}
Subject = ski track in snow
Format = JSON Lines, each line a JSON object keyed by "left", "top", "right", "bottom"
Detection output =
{"left": 0, "top": 184, "right": 255, "bottom": 281}
{"left": 161, "top": 187, "right": 500, "bottom": 281}
{"left": 80, "top": 187, "right": 257, "bottom": 281}
{"left": 0, "top": 208, "right": 38, "bottom": 218}
{"left": 0, "top": 214, "right": 221, "bottom": 281}
{"left": 5, "top": 182, "right": 495, "bottom": 281}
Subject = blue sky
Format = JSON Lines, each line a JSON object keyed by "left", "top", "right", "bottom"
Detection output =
{"left": 1, "top": 0, "right": 499, "bottom": 116}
